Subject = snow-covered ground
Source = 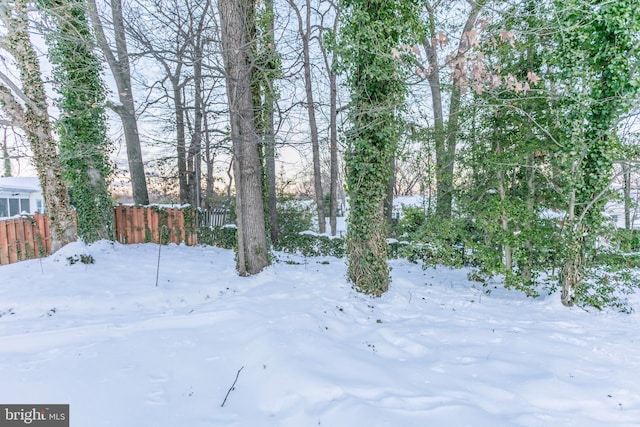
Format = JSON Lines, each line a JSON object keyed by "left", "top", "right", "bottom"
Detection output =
{"left": 1, "top": 241, "right": 639, "bottom": 426}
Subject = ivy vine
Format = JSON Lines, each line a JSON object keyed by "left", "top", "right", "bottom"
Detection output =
{"left": 339, "top": 0, "right": 422, "bottom": 295}
{"left": 39, "top": 0, "right": 114, "bottom": 243}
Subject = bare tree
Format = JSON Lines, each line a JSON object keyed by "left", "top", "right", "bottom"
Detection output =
{"left": 287, "top": 0, "right": 325, "bottom": 233}
{"left": 318, "top": 0, "right": 341, "bottom": 236}
{"left": 88, "top": 0, "right": 149, "bottom": 205}
{"left": 127, "top": 0, "right": 227, "bottom": 208}
{"left": 218, "top": 0, "right": 269, "bottom": 275}
{"left": 126, "top": 0, "right": 192, "bottom": 203}
{"left": 184, "top": 0, "right": 212, "bottom": 208}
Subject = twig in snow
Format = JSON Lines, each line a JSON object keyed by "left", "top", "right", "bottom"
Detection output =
{"left": 155, "top": 225, "right": 168, "bottom": 287}
{"left": 155, "top": 241, "right": 162, "bottom": 287}
{"left": 221, "top": 366, "right": 244, "bottom": 407}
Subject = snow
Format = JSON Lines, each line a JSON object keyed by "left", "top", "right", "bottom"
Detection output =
{"left": 321, "top": 216, "right": 348, "bottom": 237}
{"left": 392, "top": 195, "right": 428, "bottom": 209}
{"left": 539, "top": 208, "right": 566, "bottom": 221}
{"left": 1, "top": 240, "right": 639, "bottom": 426}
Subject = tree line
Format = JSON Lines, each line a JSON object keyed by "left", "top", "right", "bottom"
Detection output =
{"left": 0, "top": 0, "right": 638, "bottom": 308}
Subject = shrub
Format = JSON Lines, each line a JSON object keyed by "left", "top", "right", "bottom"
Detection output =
{"left": 398, "top": 215, "right": 471, "bottom": 268}
{"left": 277, "top": 198, "right": 315, "bottom": 237}
{"left": 197, "top": 226, "right": 237, "bottom": 250}
{"left": 398, "top": 205, "right": 427, "bottom": 235}
{"left": 277, "top": 232, "right": 346, "bottom": 258}
{"left": 573, "top": 266, "right": 638, "bottom": 313}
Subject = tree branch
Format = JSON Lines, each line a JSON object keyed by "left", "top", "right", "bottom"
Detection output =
{"left": 0, "top": 70, "right": 40, "bottom": 112}
{"left": 87, "top": 0, "right": 120, "bottom": 70}
{"left": 220, "top": 366, "right": 244, "bottom": 407}
{"left": 0, "top": 84, "right": 26, "bottom": 129}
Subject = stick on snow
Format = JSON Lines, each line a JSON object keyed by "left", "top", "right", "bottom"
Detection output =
{"left": 221, "top": 366, "right": 244, "bottom": 407}
{"left": 155, "top": 238, "right": 162, "bottom": 287}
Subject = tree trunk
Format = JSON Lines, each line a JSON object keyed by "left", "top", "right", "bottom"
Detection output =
{"left": 624, "top": 163, "right": 631, "bottom": 230}
{"left": 189, "top": 39, "right": 204, "bottom": 208}
{"left": 41, "top": 0, "right": 114, "bottom": 243}
{"left": 203, "top": 109, "right": 215, "bottom": 209}
{"left": 0, "top": 0, "right": 76, "bottom": 251}
{"left": 560, "top": 164, "right": 579, "bottom": 307}
{"left": 288, "top": 0, "right": 325, "bottom": 233}
{"left": 172, "top": 81, "right": 188, "bottom": 203}
{"left": 319, "top": 3, "right": 340, "bottom": 236}
{"left": 422, "top": 3, "right": 446, "bottom": 219}
{"left": 342, "top": 0, "right": 415, "bottom": 295}
{"left": 218, "top": 0, "right": 269, "bottom": 275}
{"left": 2, "top": 129, "right": 10, "bottom": 177}
{"left": 520, "top": 154, "right": 536, "bottom": 285}
{"left": 88, "top": 0, "right": 149, "bottom": 205}
{"left": 329, "top": 70, "right": 339, "bottom": 236}
{"left": 264, "top": 0, "right": 280, "bottom": 243}
{"left": 425, "top": 1, "right": 483, "bottom": 219}
{"left": 385, "top": 155, "right": 396, "bottom": 223}
{"left": 561, "top": 234, "right": 582, "bottom": 307}
{"left": 265, "top": 102, "right": 278, "bottom": 242}
{"left": 497, "top": 160, "right": 512, "bottom": 274}
{"left": 623, "top": 162, "right": 631, "bottom": 250}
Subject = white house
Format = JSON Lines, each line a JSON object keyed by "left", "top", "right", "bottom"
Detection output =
{"left": 603, "top": 186, "right": 640, "bottom": 230}
{"left": 0, "top": 177, "right": 45, "bottom": 218}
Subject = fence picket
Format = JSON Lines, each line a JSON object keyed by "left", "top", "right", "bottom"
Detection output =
{"left": 0, "top": 215, "right": 50, "bottom": 265}
{"left": 0, "top": 220, "right": 8, "bottom": 265}
{"left": 34, "top": 214, "right": 49, "bottom": 257}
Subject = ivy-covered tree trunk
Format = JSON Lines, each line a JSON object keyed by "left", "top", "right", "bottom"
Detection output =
{"left": 40, "top": 0, "right": 114, "bottom": 243}
{"left": 263, "top": 0, "right": 279, "bottom": 243}
{"left": 0, "top": 0, "right": 77, "bottom": 251}
{"left": 340, "top": 0, "right": 419, "bottom": 295}
{"left": 556, "top": 0, "right": 640, "bottom": 306}
{"left": 219, "top": 0, "right": 269, "bottom": 275}
{"left": 251, "top": 0, "right": 281, "bottom": 243}
{"left": 328, "top": 69, "right": 339, "bottom": 236}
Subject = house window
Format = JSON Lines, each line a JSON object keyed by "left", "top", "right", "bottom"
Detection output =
{"left": 9, "top": 198, "right": 19, "bottom": 216}
{"left": 36, "top": 199, "right": 44, "bottom": 214}
{"left": 0, "top": 198, "right": 31, "bottom": 217}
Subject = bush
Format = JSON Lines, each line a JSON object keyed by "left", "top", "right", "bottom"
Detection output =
{"left": 398, "top": 215, "right": 471, "bottom": 268}
{"left": 610, "top": 229, "right": 640, "bottom": 252}
{"left": 197, "top": 226, "right": 237, "bottom": 250}
{"left": 277, "top": 198, "right": 315, "bottom": 237}
{"left": 277, "top": 232, "right": 346, "bottom": 258}
{"left": 273, "top": 198, "right": 340, "bottom": 256}
{"left": 573, "top": 266, "right": 638, "bottom": 313}
{"left": 398, "top": 206, "right": 427, "bottom": 235}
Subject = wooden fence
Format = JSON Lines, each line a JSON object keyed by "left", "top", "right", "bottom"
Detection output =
{"left": 113, "top": 205, "right": 200, "bottom": 245}
{"left": 0, "top": 205, "right": 231, "bottom": 266}
{"left": 0, "top": 214, "right": 50, "bottom": 265}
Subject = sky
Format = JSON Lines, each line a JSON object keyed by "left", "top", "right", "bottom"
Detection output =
{"left": 0, "top": 238, "right": 639, "bottom": 426}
